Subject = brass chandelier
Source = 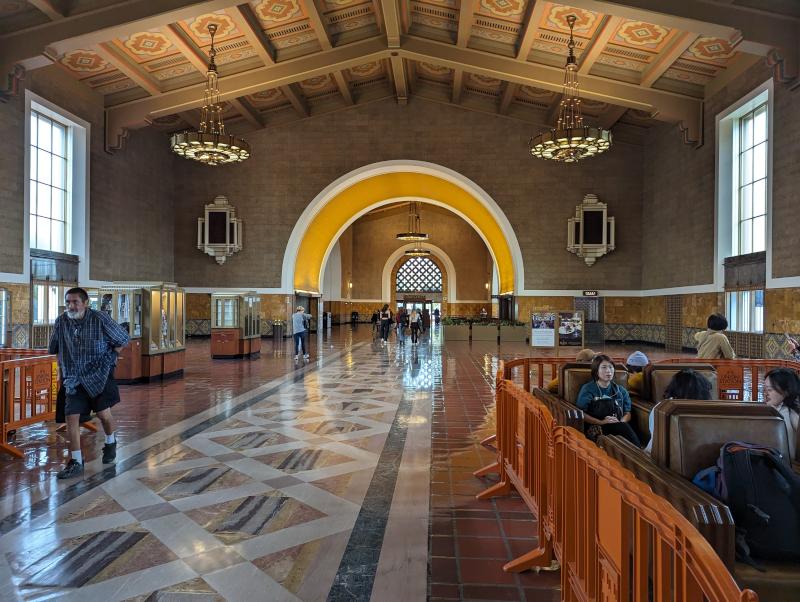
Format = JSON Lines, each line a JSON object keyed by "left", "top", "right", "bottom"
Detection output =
{"left": 529, "top": 15, "right": 612, "bottom": 163}
{"left": 396, "top": 202, "right": 429, "bottom": 241}
{"left": 405, "top": 247, "right": 431, "bottom": 257}
{"left": 171, "top": 24, "right": 250, "bottom": 166}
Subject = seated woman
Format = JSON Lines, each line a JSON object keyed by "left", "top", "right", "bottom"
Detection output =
{"left": 763, "top": 368, "right": 800, "bottom": 460}
{"left": 694, "top": 313, "right": 736, "bottom": 359}
{"left": 644, "top": 369, "right": 713, "bottom": 454}
{"left": 576, "top": 354, "right": 641, "bottom": 447}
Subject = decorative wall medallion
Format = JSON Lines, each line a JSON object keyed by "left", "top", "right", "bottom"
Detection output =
{"left": 61, "top": 50, "right": 108, "bottom": 73}
{"left": 567, "top": 194, "right": 615, "bottom": 266}
{"left": 124, "top": 32, "right": 173, "bottom": 56}
{"left": 189, "top": 13, "right": 236, "bottom": 38}
{"left": 417, "top": 62, "right": 452, "bottom": 79}
{"left": 299, "top": 75, "right": 332, "bottom": 91}
{"left": 197, "top": 196, "right": 243, "bottom": 265}
{"left": 519, "top": 85, "right": 554, "bottom": 99}
{"left": 480, "top": 0, "right": 524, "bottom": 18}
{"left": 255, "top": 0, "right": 302, "bottom": 23}
{"left": 545, "top": 5, "right": 597, "bottom": 35}
{"left": 688, "top": 37, "right": 735, "bottom": 61}
{"left": 614, "top": 20, "right": 668, "bottom": 48}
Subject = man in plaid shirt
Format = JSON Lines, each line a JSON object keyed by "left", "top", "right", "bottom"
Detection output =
{"left": 48, "top": 287, "right": 130, "bottom": 479}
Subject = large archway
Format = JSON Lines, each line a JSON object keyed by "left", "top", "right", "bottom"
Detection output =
{"left": 282, "top": 161, "right": 524, "bottom": 296}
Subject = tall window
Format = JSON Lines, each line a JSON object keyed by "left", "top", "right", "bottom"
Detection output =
{"left": 30, "top": 109, "right": 71, "bottom": 253}
{"left": 726, "top": 289, "right": 764, "bottom": 333}
{"left": 396, "top": 257, "right": 442, "bottom": 293}
{"left": 735, "top": 102, "right": 768, "bottom": 255}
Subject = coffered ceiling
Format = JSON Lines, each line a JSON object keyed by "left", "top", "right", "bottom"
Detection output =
{"left": 1, "top": 0, "right": 796, "bottom": 151}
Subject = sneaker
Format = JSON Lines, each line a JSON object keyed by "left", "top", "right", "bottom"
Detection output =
{"left": 294, "top": 354, "right": 299, "bottom": 360}
{"left": 303, "top": 354, "right": 310, "bottom": 359}
{"left": 102, "top": 441, "right": 117, "bottom": 464}
{"left": 57, "top": 459, "right": 84, "bottom": 479}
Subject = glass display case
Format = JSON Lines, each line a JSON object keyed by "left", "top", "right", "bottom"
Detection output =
{"left": 142, "top": 284, "right": 185, "bottom": 354}
{"left": 95, "top": 287, "right": 144, "bottom": 339}
{"left": 210, "top": 292, "right": 261, "bottom": 358}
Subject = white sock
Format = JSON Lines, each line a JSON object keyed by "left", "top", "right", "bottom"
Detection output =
{"left": 105, "top": 433, "right": 116, "bottom": 444}
{"left": 71, "top": 450, "right": 83, "bottom": 464}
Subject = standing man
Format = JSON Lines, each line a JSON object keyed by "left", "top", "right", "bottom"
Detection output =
{"left": 49, "top": 287, "right": 130, "bottom": 479}
{"left": 292, "top": 306, "right": 312, "bottom": 361}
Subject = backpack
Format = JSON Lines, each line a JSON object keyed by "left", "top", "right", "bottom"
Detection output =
{"left": 694, "top": 441, "right": 800, "bottom": 566}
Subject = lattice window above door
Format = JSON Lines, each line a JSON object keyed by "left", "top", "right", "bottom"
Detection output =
{"left": 396, "top": 257, "right": 442, "bottom": 293}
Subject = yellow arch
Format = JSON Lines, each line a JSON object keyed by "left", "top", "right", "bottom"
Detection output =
{"left": 294, "top": 172, "right": 515, "bottom": 294}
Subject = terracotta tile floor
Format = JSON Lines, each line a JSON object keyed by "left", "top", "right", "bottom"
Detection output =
{"left": 0, "top": 325, "right": 683, "bottom": 601}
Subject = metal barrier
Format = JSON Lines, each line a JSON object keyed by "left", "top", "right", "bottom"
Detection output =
{"left": 479, "top": 361, "right": 758, "bottom": 601}
{"left": 1, "top": 354, "right": 59, "bottom": 458}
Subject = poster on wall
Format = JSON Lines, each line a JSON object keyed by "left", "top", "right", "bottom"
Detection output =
{"left": 531, "top": 312, "right": 556, "bottom": 348}
{"left": 557, "top": 311, "right": 584, "bottom": 348}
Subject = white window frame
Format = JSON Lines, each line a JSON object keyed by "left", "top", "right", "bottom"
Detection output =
{"left": 714, "top": 79, "right": 773, "bottom": 291}
{"left": 0, "top": 90, "right": 91, "bottom": 285}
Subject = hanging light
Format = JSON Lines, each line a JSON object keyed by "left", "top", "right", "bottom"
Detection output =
{"left": 171, "top": 23, "right": 250, "bottom": 166}
{"left": 529, "top": 14, "right": 612, "bottom": 163}
{"left": 405, "top": 247, "right": 431, "bottom": 257}
{"left": 396, "top": 202, "right": 429, "bottom": 241}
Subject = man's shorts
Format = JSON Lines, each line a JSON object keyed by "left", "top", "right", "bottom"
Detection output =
{"left": 64, "top": 371, "right": 120, "bottom": 417}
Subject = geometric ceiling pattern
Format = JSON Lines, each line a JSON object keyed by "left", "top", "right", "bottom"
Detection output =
{"left": 1, "top": 0, "right": 793, "bottom": 149}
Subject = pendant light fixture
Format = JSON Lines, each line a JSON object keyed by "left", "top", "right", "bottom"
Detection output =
{"left": 396, "top": 202, "right": 429, "bottom": 241}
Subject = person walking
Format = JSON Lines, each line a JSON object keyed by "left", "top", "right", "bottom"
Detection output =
{"left": 48, "top": 287, "right": 130, "bottom": 479}
{"left": 292, "top": 306, "right": 313, "bottom": 361}
{"left": 379, "top": 304, "right": 392, "bottom": 346}
{"left": 410, "top": 309, "right": 422, "bottom": 345}
{"left": 396, "top": 307, "right": 409, "bottom": 346}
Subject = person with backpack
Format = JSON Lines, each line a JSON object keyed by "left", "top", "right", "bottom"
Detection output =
{"left": 378, "top": 304, "right": 392, "bottom": 346}
{"left": 292, "top": 306, "right": 312, "bottom": 361}
{"left": 575, "top": 354, "right": 640, "bottom": 446}
{"left": 396, "top": 307, "right": 409, "bottom": 346}
{"left": 763, "top": 367, "right": 800, "bottom": 460}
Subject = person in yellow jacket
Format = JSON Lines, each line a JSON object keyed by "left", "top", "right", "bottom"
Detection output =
{"left": 694, "top": 313, "right": 736, "bottom": 359}
{"left": 625, "top": 351, "right": 650, "bottom": 397}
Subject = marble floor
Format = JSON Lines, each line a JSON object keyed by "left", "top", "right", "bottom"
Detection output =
{"left": 0, "top": 326, "right": 678, "bottom": 601}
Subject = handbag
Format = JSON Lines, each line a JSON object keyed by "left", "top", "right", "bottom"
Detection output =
{"left": 585, "top": 383, "right": 623, "bottom": 421}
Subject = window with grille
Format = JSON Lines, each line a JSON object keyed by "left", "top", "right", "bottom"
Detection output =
{"left": 30, "top": 109, "right": 71, "bottom": 253}
{"left": 396, "top": 257, "right": 442, "bottom": 293}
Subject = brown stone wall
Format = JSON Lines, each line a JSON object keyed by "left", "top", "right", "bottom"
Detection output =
{"left": 0, "top": 65, "right": 174, "bottom": 280}
{"left": 173, "top": 96, "right": 644, "bottom": 290}
{"left": 681, "top": 293, "right": 723, "bottom": 329}
{"left": 448, "top": 303, "right": 489, "bottom": 318}
{"left": 641, "top": 296, "right": 665, "bottom": 325}
{"left": 604, "top": 297, "right": 642, "bottom": 324}
{"left": 186, "top": 293, "right": 210, "bottom": 320}
{"left": 766, "top": 288, "right": 800, "bottom": 333}
{"left": 642, "top": 61, "right": 800, "bottom": 287}
{"left": 347, "top": 205, "right": 490, "bottom": 301}
{"left": 260, "top": 294, "right": 289, "bottom": 322}
{"left": 517, "top": 296, "right": 574, "bottom": 320}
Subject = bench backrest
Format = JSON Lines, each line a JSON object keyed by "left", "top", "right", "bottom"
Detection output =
{"left": 653, "top": 400, "right": 788, "bottom": 478}
{"left": 645, "top": 363, "right": 718, "bottom": 402}
{"left": 560, "top": 363, "right": 628, "bottom": 405}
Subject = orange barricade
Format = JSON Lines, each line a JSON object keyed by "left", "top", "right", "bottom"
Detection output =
{"left": 479, "top": 365, "right": 759, "bottom": 601}
{"left": 657, "top": 357, "right": 800, "bottom": 401}
{"left": 1, "top": 354, "right": 59, "bottom": 458}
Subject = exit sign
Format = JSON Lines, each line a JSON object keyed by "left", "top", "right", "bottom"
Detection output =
{"left": 582, "top": 290, "right": 598, "bottom": 297}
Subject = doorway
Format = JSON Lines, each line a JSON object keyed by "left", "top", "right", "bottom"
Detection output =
{"left": 574, "top": 296, "right": 604, "bottom": 348}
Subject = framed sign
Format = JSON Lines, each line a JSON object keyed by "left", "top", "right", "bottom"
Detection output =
{"left": 531, "top": 312, "right": 556, "bottom": 348}
{"left": 557, "top": 311, "right": 584, "bottom": 348}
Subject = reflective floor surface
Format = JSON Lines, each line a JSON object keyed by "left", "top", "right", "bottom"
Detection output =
{"left": 0, "top": 325, "right": 680, "bottom": 601}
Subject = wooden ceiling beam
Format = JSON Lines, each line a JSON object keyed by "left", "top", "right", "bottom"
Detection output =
{"left": 332, "top": 70, "right": 354, "bottom": 105}
{"left": 224, "top": 4, "right": 276, "bottom": 65}
{"left": 92, "top": 41, "right": 161, "bottom": 95}
{"left": 281, "top": 83, "right": 310, "bottom": 117}
{"left": 305, "top": 0, "right": 333, "bottom": 50}
{"left": 516, "top": 0, "right": 547, "bottom": 61}
{"left": 380, "top": 0, "right": 401, "bottom": 47}
{"left": 577, "top": 15, "right": 624, "bottom": 75}
{"left": 27, "top": 0, "right": 65, "bottom": 21}
{"left": 639, "top": 31, "right": 699, "bottom": 88}
{"left": 597, "top": 104, "right": 627, "bottom": 129}
{"left": 372, "top": 0, "right": 384, "bottom": 34}
{"left": 389, "top": 54, "right": 409, "bottom": 104}
{"left": 498, "top": 81, "right": 517, "bottom": 114}
{"left": 161, "top": 23, "right": 208, "bottom": 74}
{"left": 228, "top": 96, "right": 263, "bottom": 128}
{"left": 451, "top": 68, "right": 463, "bottom": 103}
{"left": 457, "top": 0, "right": 474, "bottom": 48}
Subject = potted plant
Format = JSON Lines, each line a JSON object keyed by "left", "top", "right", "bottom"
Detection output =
{"left": 442, "top": 316, "right": 470, "bottom": 340}
{"left": 471, "top": 318, "right": 499, "bottom": 342}
{"left": 500, "top": 319, "right": 528, "bottom": 343}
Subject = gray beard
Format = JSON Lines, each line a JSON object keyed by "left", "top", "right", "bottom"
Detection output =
{"left": 66, "top": 310, "right": 86, "bottom": 320}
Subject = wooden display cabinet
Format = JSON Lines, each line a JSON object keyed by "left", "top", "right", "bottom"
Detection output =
{"left": 211, "top": 292, "right": 261, "bottom": 358}
{"left": 88, "top": 287, "right": 144, "bottom": 383}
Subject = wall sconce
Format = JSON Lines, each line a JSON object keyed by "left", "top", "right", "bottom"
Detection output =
{"left": 485, "top": 282, "right": 489, "bottom": 290}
